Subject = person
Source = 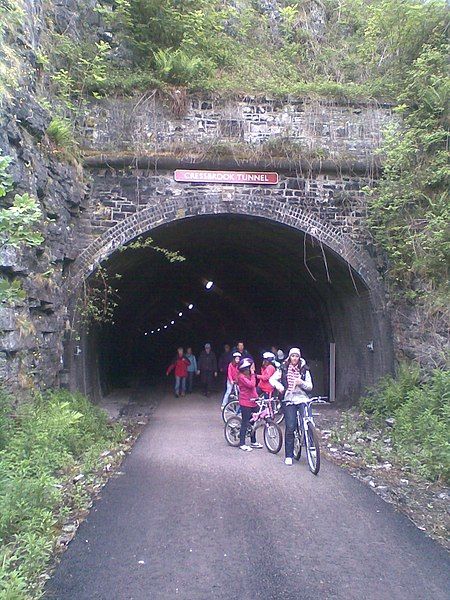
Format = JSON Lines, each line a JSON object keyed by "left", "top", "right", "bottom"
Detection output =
{"left": 271, "top": 345, "right": 285, "bottom": 361}
{"left": 218, "top": 343, "right": 232, "bottom": 388}
{"left": 197, "top": 343, "right": 218, "bottom": 397}
{"left": 237, "top": 357, "right": 263, "bottom": 452}
{"left": 166, "top": 347, "right": 190, "bottom": 398}
{"left": 269, "top": 347, "right": 313, "bottom": 465}
{"left": 256, "top": 351, "right": 276, "bottom": 397}
{"left": 233, "top": 341, "right": 252, "bottom": 360}
{"left": 221, "top": 351, "right": 241, "bottom": 409}
{"left": 185, "top": 347, "right": 197, "bottom": 394}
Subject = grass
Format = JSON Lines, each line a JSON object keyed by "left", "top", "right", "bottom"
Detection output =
{"left": 0, "top": 388, "right": 125, "bottom": 599}
{"left": 336, "top": 365, "right": 450, "bottom": 483}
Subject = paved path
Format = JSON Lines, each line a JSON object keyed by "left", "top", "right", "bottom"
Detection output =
{"left": 46, "top": 391, "right": 450, "bottom": 600}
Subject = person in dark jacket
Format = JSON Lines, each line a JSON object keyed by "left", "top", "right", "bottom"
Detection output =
{"left": 197, "top": 343, "right": 218, "bottom": 396}
{"left": 218, "top": 343, "right": 232, "bottom": 389}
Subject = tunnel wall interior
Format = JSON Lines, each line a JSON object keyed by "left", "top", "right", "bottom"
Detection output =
{"left": 70, "top": 215, "right": 390, "bottom": 403}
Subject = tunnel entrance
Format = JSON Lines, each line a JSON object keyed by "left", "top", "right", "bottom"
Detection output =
{"left": 72, "top": 213, "right": 391, "bottom": 403}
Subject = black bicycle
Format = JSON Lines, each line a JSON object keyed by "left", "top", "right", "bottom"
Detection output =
{"left": 293, "top": 396, "right": 328, "bottom": 475}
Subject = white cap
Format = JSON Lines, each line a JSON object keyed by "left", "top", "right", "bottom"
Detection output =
{"left": 288, "top": 347, "right": 301, "bottom": 357}
{"left": 277, "top": 349, "right": 285, "bottom": 360}
{"left": 232, "top": 351, "right": 242, "bottom": 358}
{"left": 262, "top": 351, "right": 276, "bottom": 360}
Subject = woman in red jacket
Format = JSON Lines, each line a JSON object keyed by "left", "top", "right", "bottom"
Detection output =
{"left": 166, "top": 347, "right": 190, "bottom": 397}
{"left": 256, "top": 351, "right": 276, "bottom": 397}
{"left": 238, "top": 358, "right": 263, "bottom": 451}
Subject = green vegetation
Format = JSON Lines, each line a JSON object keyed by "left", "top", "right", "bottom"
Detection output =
{"left": 0, "top": 388, "right": 124, "bottom": 599}
{"left": 0, "top": 152, "right": 44, "bottom": 306}
{"left": 367, "top": 42, "right": 449, "bottom": 304}
{"left": 360, "top": 365, "right": 450, "bottom": 482}
{"left": 0, "top": 0, "right": 24, "bottom": 99}
{"left": 57, "top": 0, "right": 446, "bottom": 100}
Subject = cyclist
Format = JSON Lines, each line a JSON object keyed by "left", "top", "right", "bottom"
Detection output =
{"left": 221, "top": 351, "right": 241, "bottom": 409}
{"left": 269, "top": 347, "right": 313, "bottom": 465}
{"left": 256, "top": 351, "right": 276, "bottom": 397}
{"left": 237, "top": 357, "right": 263, "bottom": 452}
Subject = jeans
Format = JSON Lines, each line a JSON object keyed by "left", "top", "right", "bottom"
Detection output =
{"left": 174, "top": 376, "right": 186, "bottom": 396}
{"left": 283, "top": 403, "right": 306, "bottom": 458}
{"left": 186, "top": 371, "right": 195, "bottom": 393}
{"left": 239, "top": 405, "right": 256, "bottom": 446}
{"left": 221, "top": 380, "right": 234, "bottom": 407}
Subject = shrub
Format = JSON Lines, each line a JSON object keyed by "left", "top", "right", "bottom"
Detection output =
{"left": 361, "top": 366, "right": 450, "bottom": 482}
{"left": 46, "top": 116, "right": 76, "bottom": 151}
{"left": 0, "top": 389, "right": 123, "bottom": 598}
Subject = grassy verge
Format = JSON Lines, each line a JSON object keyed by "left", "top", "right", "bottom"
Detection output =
{"left": 0, "top": 389, "right": 137, "bottom": 599}
{"left": 329, "top": 365, "right": 450, "bottom": 484}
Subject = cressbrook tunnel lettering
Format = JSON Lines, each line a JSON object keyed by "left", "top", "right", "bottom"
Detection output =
{"left": 174, "top": 170, "right": 279, "bottom": 184}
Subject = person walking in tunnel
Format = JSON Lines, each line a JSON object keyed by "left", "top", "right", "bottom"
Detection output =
{"left": 238, "top": 358, "right": 262, "bottom": 451}
{"left": 221, "top": 351, "right": 241, "bottom": 409}
{"left": 233, "top": 341, "right": 252, "bottom": 361}
{"left": 185, "top": 347, "right": 197, "bottom": 394}
{"left": 218, "top": 343, "right": 232, "bottom": 389}
{"left": 197, "top": 343, "right": 218, "bottom": 397}
{"left": 270, "top": 347, "right": 313, "bottom": 465}
{"left": 166, "top": 347, "right": 190, "bottom": 398}
{"left": 256, "top": 351, "right": 276, "bottom": 397}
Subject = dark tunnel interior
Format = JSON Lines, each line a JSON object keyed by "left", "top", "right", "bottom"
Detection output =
{"left": 89, "top": 215, "right": 376, "bottom": 402}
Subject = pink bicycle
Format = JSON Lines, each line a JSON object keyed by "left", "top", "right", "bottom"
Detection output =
{"left": 224, "top": 396, "right": 283, "bottom": 453}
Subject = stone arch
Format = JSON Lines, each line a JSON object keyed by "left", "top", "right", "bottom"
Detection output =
{"left": 66, "top": 192, "right": 394, "bottom": 402}
{"left": 69, "top": 194, "right": 383, "bottom": 303}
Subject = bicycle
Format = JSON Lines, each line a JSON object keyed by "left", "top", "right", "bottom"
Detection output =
{"left": 224, "top": 396, "right": 283, "bottom": 453}
{"left": 221, "top": 383, "right": 240, "bottom": 422}
{"left": 292, "top": 396, "right": 328, "bottom": 475}
{"left": 222, "top": 392, "right": 284, "bottom": 425}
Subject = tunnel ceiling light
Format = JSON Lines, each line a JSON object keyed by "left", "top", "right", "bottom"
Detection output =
{"left": 171, "top": 320, "right": 175, "bottom": 325}
{"left": 188, "top": 303, "right": 194, "bottom": 310}
{"left": 164, "top": 325, "right": 168, "bottom": 329}
{"left": 150, "top": 330, "right": 154, "bottom": 334}
{"left": 144, "top": 332, "right": 148, "bottom": 336}
{"left": 178, "top": 311, "right": 183, "bottom": 317}
{"left": 205, "top": 280, "right": 214, "bottom": 290}
{"left": 157, "top": 328, "right": 161, "bottom": 332}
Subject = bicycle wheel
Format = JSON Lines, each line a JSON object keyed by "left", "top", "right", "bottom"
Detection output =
{"left": 293, "top": 428, "right": 302, "bottom": 461}
{"left": 305, "top": 422, "right": 321, "bottom": 474}
{"left": 263, "top": 419, "right": 283, "bottom": 454}
{"left": 224, "top": 416, "right": 241, "bottom": 447}
{"left": 222, "top": 399, "right": 240, "bottom": 423}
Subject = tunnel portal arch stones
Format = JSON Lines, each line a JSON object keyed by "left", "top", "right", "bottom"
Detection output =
{"left": 71, "top": 162, "right": 385, "bottom": 304}
{"left": 74, "top": 191, "right": 379, "bottom": 294}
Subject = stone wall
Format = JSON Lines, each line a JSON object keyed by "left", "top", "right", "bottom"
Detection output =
{"left": 82, "top": 95, "right": 394, "bottom": 163}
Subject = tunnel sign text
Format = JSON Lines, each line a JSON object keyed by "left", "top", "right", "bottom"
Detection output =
{"left": 174, "top": 169, "right": 279, "bottom": 185}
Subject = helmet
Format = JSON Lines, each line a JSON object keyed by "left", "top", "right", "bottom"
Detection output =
{"left": 262, "top": 351, "right": 276, "bottom": 361}
{"left": 238, "top": 357, "right": 253, "bottom": 371}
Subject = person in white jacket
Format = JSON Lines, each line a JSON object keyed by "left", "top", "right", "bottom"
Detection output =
{"left": 269, "top": 347, "right": 313, "bottom": 465}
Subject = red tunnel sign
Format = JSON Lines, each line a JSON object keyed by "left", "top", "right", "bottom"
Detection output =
{"left": 174, "top": 169, "right": 279, "bottom": 185}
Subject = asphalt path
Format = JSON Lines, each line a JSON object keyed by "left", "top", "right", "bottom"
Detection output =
{"left": 46, "top": 390, "right": 450, "bottom": 600}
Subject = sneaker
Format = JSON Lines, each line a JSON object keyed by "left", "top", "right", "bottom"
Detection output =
{"left": 285, "top": 457, "right": 293, "bottom": 466}
{"left": 239, "top": 445, "right": 253, "bottom": 452}
{"left": 250, "top": 442, "right": 263, "bottom": 449}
